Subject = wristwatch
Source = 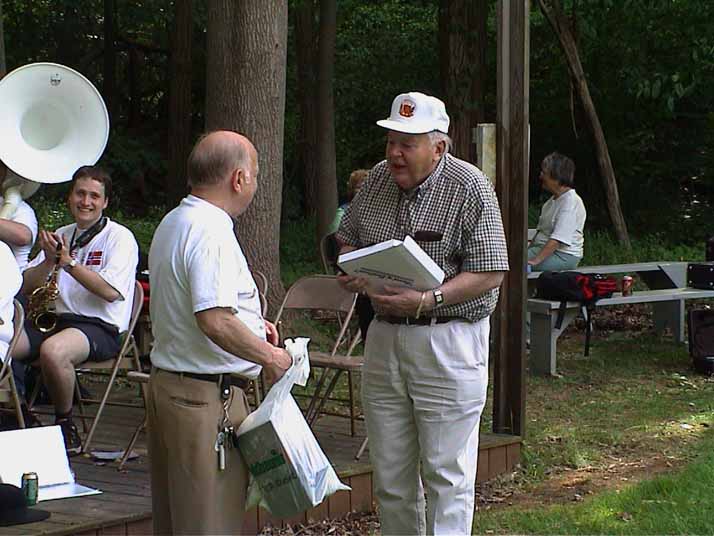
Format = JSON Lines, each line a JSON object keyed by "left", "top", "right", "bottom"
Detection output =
{"left": 64, "top": 259, "right": 78, "bottom": 272}
{"left": 432, "top": 288, "right": 444, "bottom": 308}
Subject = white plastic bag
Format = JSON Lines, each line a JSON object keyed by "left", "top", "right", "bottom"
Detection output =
{"left": 236, "top": 337, "right": 350, "bottom": 518}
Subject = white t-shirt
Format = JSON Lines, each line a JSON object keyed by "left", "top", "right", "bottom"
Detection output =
{"left": 532, "top": 189, "right": 586, "bottom": 258}
{"left": 1, "top": 242, "right": 22, "bottom": 358}
{"left": 149, "top": 195, "right": 264, "bottom": 377}
{"left": 26, "top": 219, "right": 139, "bottom": 332}
{"left": 0, "top": 197, "right": 38, "bottom": 271}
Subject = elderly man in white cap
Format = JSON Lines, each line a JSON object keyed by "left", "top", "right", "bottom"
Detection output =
{"left": 337, "top": 92, "right": 509, "bottom": 535}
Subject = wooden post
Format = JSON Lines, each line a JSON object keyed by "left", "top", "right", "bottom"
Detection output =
{"left": 492, "top": 0, "right": 529, "bottom": 437}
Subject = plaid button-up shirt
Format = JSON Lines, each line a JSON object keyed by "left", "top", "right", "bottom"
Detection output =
{"left": 337, "top": 153, "right": 509, "bottom": 322}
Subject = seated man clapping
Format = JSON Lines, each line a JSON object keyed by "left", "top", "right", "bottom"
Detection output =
{"left": 12, "top": 166, "right": 138, "bottom": 454}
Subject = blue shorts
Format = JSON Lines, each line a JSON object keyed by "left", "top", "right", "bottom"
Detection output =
{"left": 24, "top": 313, "right": 121, "bottom": 363}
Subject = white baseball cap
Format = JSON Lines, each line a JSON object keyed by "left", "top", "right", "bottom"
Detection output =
{"left": 376, "top": 92, "right": 450, "bottom": 135}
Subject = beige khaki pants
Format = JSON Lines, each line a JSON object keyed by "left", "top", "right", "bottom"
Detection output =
{"left": 147, "top": 367, "right": 251, "bottom": 535}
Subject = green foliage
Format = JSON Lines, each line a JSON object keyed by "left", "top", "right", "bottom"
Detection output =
{"left": 5, "top": 0, "right": 714, "bottom": 245}
{"left": 99, "top": 128, "right": 168, "bottom": 206}
{"left": 529, "top": 0, "right": 714, "bottom": 237}
{"left": 582, "top": 231, "right": 703, "bottom": 266}
{"left": 280, "top": 217, "right": 322, "bottom": 287}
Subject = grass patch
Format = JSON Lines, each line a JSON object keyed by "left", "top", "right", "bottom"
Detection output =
{"left": 474, "top": 332, "right": 714, "bottom": 534}
{"left": 474, "top": 428, "right": 714, "bottom": 534}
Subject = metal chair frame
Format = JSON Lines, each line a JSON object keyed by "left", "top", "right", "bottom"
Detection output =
{"left": 273, "top": 274, "right": 364, "bottom": 436}
{"left": 28, "top": 282, "right": 146, "bottom": 454}
{"left": 0, "top": 301, "right": 27, "bottom": 428}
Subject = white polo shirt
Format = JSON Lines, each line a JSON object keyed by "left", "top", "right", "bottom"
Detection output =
{"left": 26, "top": 219, "right": 139, "bottom": 332}
{"left": 1, "top": 242, "right": 22, "bottom": 358}
{"left": 532, "top": 189, "right": 586, "bottom": 258}
{"left": 148, "top": 195, "right": 264, "bottom": 378}
{"left": 0, "top": 196, "right": 38, "bottom": 271}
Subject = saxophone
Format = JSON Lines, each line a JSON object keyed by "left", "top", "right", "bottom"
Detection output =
{"left": 27, "top": 243, "right": 62, "bottom": 333}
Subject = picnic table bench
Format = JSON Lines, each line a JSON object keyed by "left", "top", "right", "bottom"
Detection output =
{"left": 526, "top": 261, "right": 714, "bottom": 375}
{"left": 528, "top": 287, "right": 714, "bottom": 375}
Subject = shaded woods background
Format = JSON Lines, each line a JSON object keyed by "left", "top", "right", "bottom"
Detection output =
{"left": 3, "top": 0, "right": 713, "bottom": 243}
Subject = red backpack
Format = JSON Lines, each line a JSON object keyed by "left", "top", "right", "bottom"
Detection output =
{"left": 535, "top": 271, "right": 618, "bottom": 356}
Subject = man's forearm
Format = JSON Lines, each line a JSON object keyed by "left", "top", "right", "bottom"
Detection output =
{"left": 21, "top": 260, "right": 54, "bottom": 294}
{"left": 423, "top": 272, "right": 505, "bottom": 311}
{"left": 196, "top": 308, "right": 281, "bottom": 369}
{"left": 68, "top": 264, "right": 123, "bottom": 302}
{"left": 432, "top": 271, "right": 505, "bottom": 310}
{"left": 0, "top": 220, "right": 32, "bottom": 247}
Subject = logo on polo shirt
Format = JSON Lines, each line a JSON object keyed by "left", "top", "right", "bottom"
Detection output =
{"left": 399, "top": 99, "right": 415, "bottom": 118}
{"left": 86, "top": 250, "right": 103, "bottom": 266}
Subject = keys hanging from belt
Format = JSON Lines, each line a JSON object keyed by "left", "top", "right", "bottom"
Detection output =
{"left": 214, "top": 429, "right": 226, "bottom": 471}
{"left": 215, "top": 374, "right": 236, "bottom": 471}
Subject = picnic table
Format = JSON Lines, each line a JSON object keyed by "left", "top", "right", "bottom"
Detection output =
{"left": 526, "top": 261, "right": 714, "bottom": 375}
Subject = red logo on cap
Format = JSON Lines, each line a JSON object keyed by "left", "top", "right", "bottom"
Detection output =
{"left": 399, "top": 100, "right": 415, "bottom": 118}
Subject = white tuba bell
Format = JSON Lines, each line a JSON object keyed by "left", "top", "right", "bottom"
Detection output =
{"left": 0, "top": 62, "right": 110, "bottom": 219}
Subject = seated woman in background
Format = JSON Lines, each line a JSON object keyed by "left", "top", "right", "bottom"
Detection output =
{"left": 528, "top": 152, "right": 586, "bottom": 272}
{"left": 328, "top": 168, "right": 369, "bottom": 234}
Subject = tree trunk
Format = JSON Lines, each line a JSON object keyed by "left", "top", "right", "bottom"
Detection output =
{"left": 55, "top": 1, "right": 82, "bottom": 69}
{"left": 471, "top": 0, "right": 488, "bottom": 126}
{"left": 0, "top": 0, "right": 6, "bottom": 77}
{"left": 103, "top": 0, "right": 116, "bottom": 120}
{"left": 440, "top": 0, "right": 488, "bottom": 162}
{"left": 295, "top": 0, "right": 320, "bottom": 218}
{"left": 127, "top": 47, "right": 143, "bottom": 129}
{"left": 537, "top": 0, "right": 631, "bottom": 247}
{"left": 205, "top": 0, "right": 288, "bottom": 312}
{"left": 167, "top": 0, "right": 193, "bottom": 208}
{"left": 438, "top": 0, "right": 449, "bottom": 91}
{"left": 315, "top": 0, "right": 337, "bottom": 242}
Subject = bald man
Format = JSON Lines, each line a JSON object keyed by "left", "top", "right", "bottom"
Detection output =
{"left": 147, "top": 130, "right": 292, "bottom": 535}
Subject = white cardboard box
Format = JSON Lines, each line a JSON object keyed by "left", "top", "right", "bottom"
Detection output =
{"left": 0, "top": 426, "right": 101, "bottom": 501}
{"left": 337, "top": 236, "right": 445, "bottom": 291}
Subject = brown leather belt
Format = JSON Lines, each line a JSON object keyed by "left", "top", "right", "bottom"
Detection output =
{"left": 377, "top": 315, "right": 469, "bottom": 326}
{"left": 158, "top": 368, "right": 251, "bottom": 391}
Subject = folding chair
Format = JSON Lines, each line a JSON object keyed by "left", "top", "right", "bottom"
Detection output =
{"left": 319, "top": 233, "right": 339, "bottom": 274}
{"left": 29, "top": 282, "right": 146, "bottom": 454}
{"left": 77, "top": 281, "right": 146, "bottom": 453}
{"left": 118, "top": 369, "right": 149, "bottom": 471}
{"left": 252, "top": 269, "right": 269, "bottom": 316}
{"left": 273, "top": 275, "right": 364, "bottom": 436}
{"left": 0, "top": 300, "right": 26, "bottom": 428}
{"left": 252, "top": 269, "right": 268, "bottom": 298}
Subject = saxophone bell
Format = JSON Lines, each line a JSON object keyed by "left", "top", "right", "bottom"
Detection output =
{"left": 32, "top": 309, "right": 57, "bottom": 333}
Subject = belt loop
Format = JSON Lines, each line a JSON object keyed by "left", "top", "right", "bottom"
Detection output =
{"left": 219, "top": 374, "right": 231, "bottom": 401}
{"left": 430, "top": 317, "right": 437, "bottom": 327}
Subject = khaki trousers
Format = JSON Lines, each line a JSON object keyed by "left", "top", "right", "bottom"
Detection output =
{"left": 147, "top": 367, "right": 251, "bottom": 535}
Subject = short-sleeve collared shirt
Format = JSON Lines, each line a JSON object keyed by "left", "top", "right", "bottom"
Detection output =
{"left": 336, "top": 153, "right": 509, "bottom": 322}
{"left": 148, "top": 195, "right": 264, "bottom": 377}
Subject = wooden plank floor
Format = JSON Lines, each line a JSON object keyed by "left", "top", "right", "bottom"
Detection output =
{"left": 3, "top": 379, "right": 520, "bottom": 535}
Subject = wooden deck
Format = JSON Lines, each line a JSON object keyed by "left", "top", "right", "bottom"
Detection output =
{"left": 2, "top": 381, "right": 521, "bottom": 535}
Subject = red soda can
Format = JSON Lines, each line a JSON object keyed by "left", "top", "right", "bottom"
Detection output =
{"left": 622, "top": 275, "right": 634, "bottom": 296}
